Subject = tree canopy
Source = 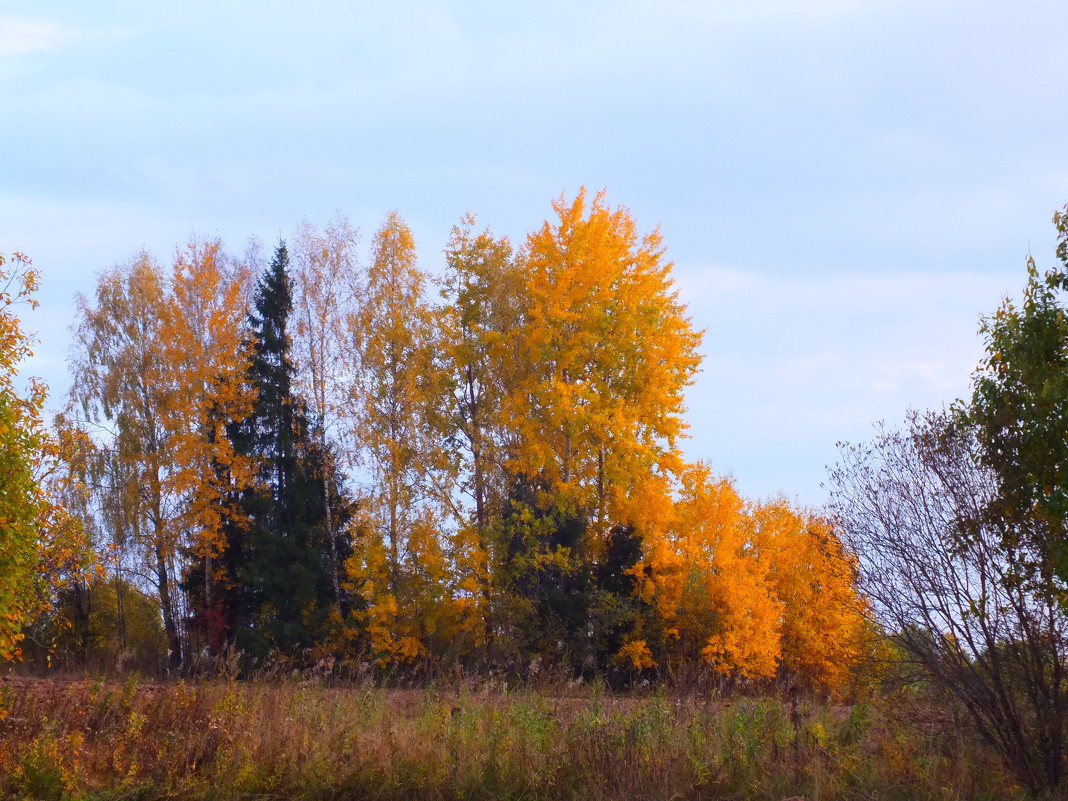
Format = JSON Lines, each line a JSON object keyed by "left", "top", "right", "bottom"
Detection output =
{"left": 968, "top": 207, "right": 1068, "bottom": 596}
{"left": 0, "top": 251, "right": 49, "bottom": 660}
{"left": 13, "top": 193, "right": 866, "bottom": 693}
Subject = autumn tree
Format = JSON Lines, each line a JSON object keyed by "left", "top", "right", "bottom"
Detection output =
{"left": 628, "top": 466, "right": 866, "bottom": 689}
{"left": 345, "top": 212, "right": 453, "bottom": 665}
{"left": 436, "top": 215, "right": 525, "bottom": 645}
{"left": 291, "top": 215, "right": 361, "bottom": 605}
{"left": 70, "top": 254, "right": 185, "bottom": 666}
{"left": 638, "top": 463, "right": 781, "bottom": 682}
{"left": 0, "top": 251, "right": 52, "bottom": 660}
{"left": 508, "top": 188, "right": 703, "bottom": 537}
{"left": 749, "top": 499, "right": 866, "bottom": 692}
{"left": 469, "top": 189, "right": 702, "bottom": 672}
{"left": 165, "top": 239, "right": 255, "bottom": 653}
{"left": 69, "top": 241, "right": 255, "bottom": 667}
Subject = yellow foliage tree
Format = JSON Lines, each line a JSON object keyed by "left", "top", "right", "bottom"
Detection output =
{"left": 0, "top": 252, "right": 51, "bottom": 659}
{"left": 163, "top": 239, "right": 255, "bottom": 647}
{"left": 70, "top": 243, "right": 253, "bottom": 666}
{"left": 346, "top": 212, "right": 454, "bottom": 665}
{"left": 436, "top": 214, "right": 525, "bottom": 645}
{"left": 508, "top": 188, "right": 703, "bottom": 537}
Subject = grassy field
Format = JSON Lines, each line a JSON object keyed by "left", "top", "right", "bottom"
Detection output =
{"left": 0, "top": 674, "right": 1019, "bottom": 800}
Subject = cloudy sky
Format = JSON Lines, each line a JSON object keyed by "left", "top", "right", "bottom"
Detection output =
{"left": 3, "top": 0, "right": 1067, "bottom": 506}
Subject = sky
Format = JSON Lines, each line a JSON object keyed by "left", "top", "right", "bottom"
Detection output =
{"left": 3, "top": 0, "right": 1068, "bottom": 507}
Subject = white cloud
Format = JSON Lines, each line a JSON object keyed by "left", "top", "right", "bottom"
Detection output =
{"left": 0, "top": 18, "right": 79, "bottom": 55}
{"left": 673, "top": 261, "right": 1002, "bottom": 502}
{"left": 870, "top": 360, "right": 962, "bottom": 394}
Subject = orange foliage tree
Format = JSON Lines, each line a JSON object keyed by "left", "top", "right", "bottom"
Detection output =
{"left": 507, "top": 188, "right": 703, "bottom": 537}
{"left": 749, "top": 499, "right": 867, "bottom": 691}
{"left": 164, "top": 239, "right": 255, "bottom": 651}
{"left": 636, "top": 466, "right": 866, "bottom": 689}
{"left": 638, "top": 464, "right": 781, "bottom": 681}
{"left": 488, "top": 189, "right": 704, "bottom": 673}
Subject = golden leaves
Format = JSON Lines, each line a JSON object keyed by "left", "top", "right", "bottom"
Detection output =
{"left": 164, "top": 239, "right": 256, "bottom": 559}
{"left": 67, "top": 241, "right": 254, "bottom": 659}
{"left": 36, "top": 195, "right": 869, "bottom": 685}
{"left": 345, "top": 213, "right": 455, "bottom": 666}
{"left": 507, "top": 188, "right": 703, "bottom": 532}
{"left": 0, "top": 251, "right": 56, "bottom": 659}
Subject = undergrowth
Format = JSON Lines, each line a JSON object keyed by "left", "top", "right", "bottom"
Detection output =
{"left": 0, "top": 675, "right": 1021, "bottom": 800}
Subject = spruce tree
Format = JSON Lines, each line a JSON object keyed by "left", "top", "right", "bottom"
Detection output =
{"left": 496, "top": 477, "right": 650, "bottom": 682}
{"left": 497, "top": 475, "right": 593, "bottom": 669}
{"left": 226, "top": 243, "right": 348, "bottom": 657}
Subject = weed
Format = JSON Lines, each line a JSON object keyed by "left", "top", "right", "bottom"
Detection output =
{"left": 0, "top": 677, "right": 1027, "bottom": 800}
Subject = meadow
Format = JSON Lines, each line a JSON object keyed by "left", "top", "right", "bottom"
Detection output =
{"left": 0, "top": 673, "right": 1017, "bottom": 801}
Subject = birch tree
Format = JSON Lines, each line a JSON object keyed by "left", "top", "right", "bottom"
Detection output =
{"left": 509, "top": 188, "right": 703, "bottom": 537}
{"left": 345, "top": 212, "right": 451, "bottom": 664}
{"left": 436, "top": 215, "right": 525, "bottom": 643}
{"left": 70, "top": 254, "right": 185, "bottom": 666}
{"left": 70, "top": 242, "right": 253, "bottom": 666}
{"left": 291, "top": 215, "right": 361, "bottom": 604}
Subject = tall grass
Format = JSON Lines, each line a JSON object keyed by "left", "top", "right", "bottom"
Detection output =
{"left": 0, "top": 675, "right": 1020, "bottom": 800}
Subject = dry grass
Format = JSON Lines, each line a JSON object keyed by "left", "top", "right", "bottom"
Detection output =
{"left": 0, "top": 675, "right": 1021, "bottom": 800}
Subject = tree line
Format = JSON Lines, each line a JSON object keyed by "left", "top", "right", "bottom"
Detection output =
{"left": 4, "top": 189, "right": 868, "bottom": 690}
{"left": 5, "top": 195, "right": 1068, "bottom": 792}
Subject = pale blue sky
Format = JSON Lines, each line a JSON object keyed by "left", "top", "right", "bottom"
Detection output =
{"left": 3, "top": 0, "right": 1067, "bottom": 505}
